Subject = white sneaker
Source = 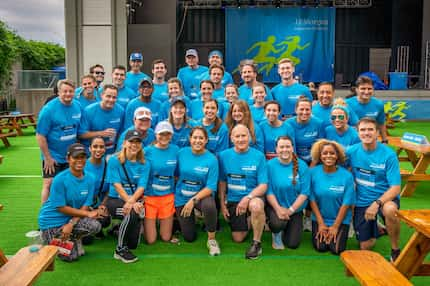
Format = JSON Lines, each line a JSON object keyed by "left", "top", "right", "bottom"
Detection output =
{"left": 348, "top": 222, "right": 355, "bottom": 238}
{"left": 272, "top": 232, "right": 285, "bottom": 250}
{"left": 303, "top": 216, "right": 312, "bottom": 232}
{"left": 207, "top": 239, "right": 221, "bottom": 256}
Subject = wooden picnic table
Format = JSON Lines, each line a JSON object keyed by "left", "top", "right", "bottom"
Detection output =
{"left": 394, "top": 209, "right": 430, "bottom": 279}
{"left": 0, "top": 245, "right": 58, "bottom": 286}
{"left": 388, "top": 136, "right": 430, "bottom": 197}
{"left": 0, "top": 113, "right": 37, "bottom": 136}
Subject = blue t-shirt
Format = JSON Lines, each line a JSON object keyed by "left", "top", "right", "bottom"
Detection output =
{"left": 346, "top": 142, "right": 401, "bottom": 207}
{"left": 84, "top": 159, "right": 108, "bottom": 207}
{"left": 267, "top": 157, "right": 310, "bottom": 212}
{"left": 106, "top": 155, "right": 150, "bottom": 199}
{"left": 175, "top": 147, "right": 219, "bottom": 207}
{"left": 197, "top": 70, "right": 234, "bottom": 88}
{"left": 212, "top": 87, "right": 225, "bottom": 101}
{"left": 238, "top": 84, "right": 273, "bottom": 105}
{"left": 325, "top": 125, "right": 360, "bottom": 148}
{"left": 38, "top": 169, "right": 95, "bottom": 230}
{"left": 124, "top": 71, "right": 151, "bottom": 94}
{"left": 250, "top": 105, "right": 266, "bottom": 125}
{"left": 218, "top": 147, "right": 268, "bottom": 202}
{"left": 172, "top": 123, "right": 191, "bottom": 148}
{"left": 177, "top": 65, "right": 209, "bottom": 99}
{"left": 79, "top": 102, "right": 124, "bottom": 154}
{"left": 190, "top": 119, "right": 229, "bottom": 155}
{"left": 346, "top": 97, "right": 385, "bottom": 124}
{"left": 259, "top": 120, "right": 296, "bottom": 158}
{"left": 309, "top": 165, "right": 355, "bottom": 225}
{"left": 286, "top": 116, "right": 325, "bottom": 163}
{"left": 153, "top": 82, "right": 169, "bottom": 103}
{"left": 228, "top": 123, "right": 265, "bottom": 153}
{"left": 312, "top": 102, "right": 359, "bottom": 129}
{"left": 115, "top": 85, "right": 137, "bottom": 109}
{"left": 75, "top": 87, "right": 102, "bottom": 103}
{"left": 36, "top": 98, "right": 82, "bottom": 163}
{"left": 271, "top": 82, "right": 312, "bottom": 117}
{"left": 144, "top": 144, "right": 179, "bottom": 196}
{"left": 190, "top": 98, "right": 224, "bottom": 120}
{"left": 124, "top": 97, "right": 161, "bottom": 129}
{"left": 116, "top": 126, "right": 155, "bottom": 151}
{"left": 74, "top": 91, "right": 97, "bottom": 110}
{"left": 159, "top": 96, "right": 192, "bottom": 121}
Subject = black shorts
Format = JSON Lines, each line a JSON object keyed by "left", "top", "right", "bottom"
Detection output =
{"left": 227, "top": 197, "right": 265, "bottom": 232}
{"left": 42, "top": 161, "right": 69, "bottom": 178}
{"left": 353, "top": 198, "right": 400, "bottom": 242}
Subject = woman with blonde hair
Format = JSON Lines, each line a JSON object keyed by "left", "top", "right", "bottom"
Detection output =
{"left": 309, "top": 139, "right": 354, "bottom": 255}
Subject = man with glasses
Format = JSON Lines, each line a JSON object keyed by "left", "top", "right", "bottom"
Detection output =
{"left": 74, "top": 64, "right": 105, "bottom": 101}
{"left": 124, "top": 79, "right": 161, "bottom": 129}
{"left": 124, "top": 52, "right": 151, "bottom": 94}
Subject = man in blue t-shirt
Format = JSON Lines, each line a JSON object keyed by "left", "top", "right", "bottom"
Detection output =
{"left": 79, "top": 84, "right": 124, "bottom": 154}
{"left": 90, "top": 64, "right": 105, "bottom": 92}
{"left": 238, "top": 59, "right": 272, "bottom": 104}
{"left": 74, "top": 74, "right": 98, "bottom": 110}
{"left": 346, "top": 76, "right": 388, "bottom": 143}
{"left": 177, "top": 49, "right": 208, "bottom": 99}
{"left": 36, "top": 79, "right": 82, "bottom": 203}
{"left": 271, "top": 58, "right": 312, "bottom": 119}
{"left": 197, "top": 50, "right": 234, "bottom": 88}
{"left": 151, "top": 59, "right": 169, "bottom": 103}
{"left": 110, "top": 65, "right": 137, "bottom": 108}
{"left": 346, "top": 117, "right": 401, "bottom": 262}
{"left": 124, "top": 52, "right": 151, "bottom": 94}
{"left": 218, "top": 124, "right": 268, "bottom": 260}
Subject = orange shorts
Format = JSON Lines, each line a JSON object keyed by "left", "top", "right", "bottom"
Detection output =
{"left": 144, "top": 193, "right": 175, "bottom": 219}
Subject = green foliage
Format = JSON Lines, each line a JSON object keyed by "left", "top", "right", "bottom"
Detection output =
{"left": 0, "top": 20, "right": 65, "bottom": 91}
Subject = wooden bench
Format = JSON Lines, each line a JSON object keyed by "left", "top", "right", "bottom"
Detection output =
{"left": 0, "top": 129, "right": 17, "bottom": 148}
{"left": 340, "top": 250, "right": 412, "bottom": 286}
{"left": 0, "top": 246, "right": 58, "bottom": 286}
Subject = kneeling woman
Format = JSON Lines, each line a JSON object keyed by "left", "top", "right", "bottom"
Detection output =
{"left": 309, "top": 139, "right": 355, "bottom": 255}
{"left": 175, "top": 127, "right": 220, "bottom": 255}
{"left": 266, "top": 136, "right": 310, "bottom": 250}
{"left": 38, "top": 143, "right": 102, "bottom": 262}
{"left": 106, "top": 130, "right": 150, "bottom": 263}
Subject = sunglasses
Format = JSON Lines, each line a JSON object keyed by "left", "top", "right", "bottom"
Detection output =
{"left": 331, "top": 115, "right": 345, "bottom": 121}
{"left": 94, "top": 71, "right": 105, "bottom": 75}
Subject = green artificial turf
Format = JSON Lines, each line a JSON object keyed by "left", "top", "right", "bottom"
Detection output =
{"left": 0, "top": 123, "right": 429, "bottom": 285}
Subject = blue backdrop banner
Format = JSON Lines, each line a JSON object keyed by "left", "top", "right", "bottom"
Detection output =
{"left": 226, "top": 7, "right": 335, "bottom": 83}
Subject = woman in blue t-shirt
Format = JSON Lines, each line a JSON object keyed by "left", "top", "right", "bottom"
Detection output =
{"left": 168, "top": 97, "right": 191, "bottom": 148}
{"left": 266, "top": 136, "right": 310, "bottom": 250}
{"left": 175, "top": 127, "right": 220, "bottom": 256}
{"left": 105, "top": 130, "right": 150, "bottom": 263}
{"left": 309, "top": 139, "right": 355, "bottom": 255}
{"left": 250, "top": 83, "right": 267, "bottom": 125}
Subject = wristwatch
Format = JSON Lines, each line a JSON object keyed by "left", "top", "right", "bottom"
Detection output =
{"left": 69, "top": 219, "right": 77, "bottom": 226}
{"left": 375, "top": 199, "right": 383, "bottom": 208}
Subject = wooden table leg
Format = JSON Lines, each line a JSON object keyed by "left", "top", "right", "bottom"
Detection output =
{"left": 394, "top": 231, "right": 430, "bottom": 279}
{"left": 12, "top": 118, "right": 23, "bottom": 136}
{"left": 401, "top": 155, "right": 430, "bottom": 197}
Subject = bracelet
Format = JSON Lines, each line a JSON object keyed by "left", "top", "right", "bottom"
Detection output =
{"left": 288, "top": 206, "right": 295, "bottom": 213}
{"left": 69, "top": 219, "right": 77, "bottom": 226}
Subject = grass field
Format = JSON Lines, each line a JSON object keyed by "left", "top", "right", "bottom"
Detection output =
{"left": 0, "top": 122, "right": 429, "bottom": 285}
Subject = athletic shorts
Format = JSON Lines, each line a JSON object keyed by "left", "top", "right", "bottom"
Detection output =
{"left": 42, "top": 161, "right": 69, "bottom": 178}
{"left": 227, "top": 197, "right": 265, "bottom": 232}
{"left": 353, "top": 198, "right": 400, "bottom": 242}
{"left": 144, "top": 193, "right": 175, "bottom": 219}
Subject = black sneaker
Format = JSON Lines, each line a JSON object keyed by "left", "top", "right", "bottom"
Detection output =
{"left": 114, "top": 247, "right": 138, "bottom": 263}
{"left": 245, "top": 240, "right": 262, "bottom": 260}
{"left": 390, "top": 248, "right": 401, "bottom": 262}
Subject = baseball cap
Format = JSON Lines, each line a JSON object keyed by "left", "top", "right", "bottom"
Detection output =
{"left": 185, "top": 49, "right": 198, "bottom": 57}
{"left": 130, "top": 52, "right": 143, "bottom": 61}
{"left": 67, "top": 143, "right": 87, "bottom": 158}
{"left": 171, "top": 97, "right": 186, "bottom": 107}
{"left": 134, "top": 107, "right": 152, "bottom": 120}
{"left": 155, "top": 121, "right": 174, "bottom": 134}
{"left": 139, "top": 78, "right": 153, "bottom": 87}
{"left": 209, "top": 50, "right": 223, "bottom": 59}
{"left": 125, "top": 130, "right": 143, "bottom": 141}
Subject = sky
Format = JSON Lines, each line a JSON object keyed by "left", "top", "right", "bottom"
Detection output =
{"left": 0, "top": 0, "right": 65, "bottom": 46}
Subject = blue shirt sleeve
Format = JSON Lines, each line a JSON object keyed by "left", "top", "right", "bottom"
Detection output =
{"left": 50, "top": 177, "right": 67, "bottom": 208}
{"left": 137, "top": 161, "right": 151, "bottom": 189}
{"left": 342, "top": 173, "right": 355, "bottom": 206}
{"left": 205, "top": 155, "right": 219, "bottom": 193}
{"left": 256, "top": 154, "right": 268, "bottom": 184}
{"left": 386, "top": 151, "right": 401, "bottom": 186}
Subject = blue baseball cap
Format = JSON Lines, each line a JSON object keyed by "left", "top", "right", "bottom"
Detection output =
{"left": 130, "top": 52, "right": 143, "bottom": 61}
{"left": 209, "top": 50, "right": 223, "bottom": 59}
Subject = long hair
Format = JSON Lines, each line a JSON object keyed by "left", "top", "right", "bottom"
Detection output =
{"left": 276, "top": 136, "right": 298, "bottom": 185}
{"left": 117, "top": 141, "right": 145, "bottom": 164}
{"left": 225, "top": 100, "right": 256, "bottom": 143}
{"left": 203, "top": 99, "right": 223, "bottom": 134}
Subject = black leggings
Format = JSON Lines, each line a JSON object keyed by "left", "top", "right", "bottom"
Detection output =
{"left": 267, "top": 205, "right": 303, "bottom": 249}
{"left": 175, "top": 196, "right": 217, "bottom": 242}
{"left": 106, "top": 197, "right": 141, "bottom": 250}
{"left": 311, "top": 221, "right": 349, "bottom": 255}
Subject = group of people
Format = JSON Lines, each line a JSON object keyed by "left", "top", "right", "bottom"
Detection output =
{"left": 36, "top": 49, "right": 401, "bottom": 264}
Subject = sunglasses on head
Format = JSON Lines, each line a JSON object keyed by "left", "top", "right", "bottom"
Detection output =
{"left": 331, "top": 115, "right": 345, "bottom": 121}
{"left": 94, "top": 71, "right": 105, "bottom": 75}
